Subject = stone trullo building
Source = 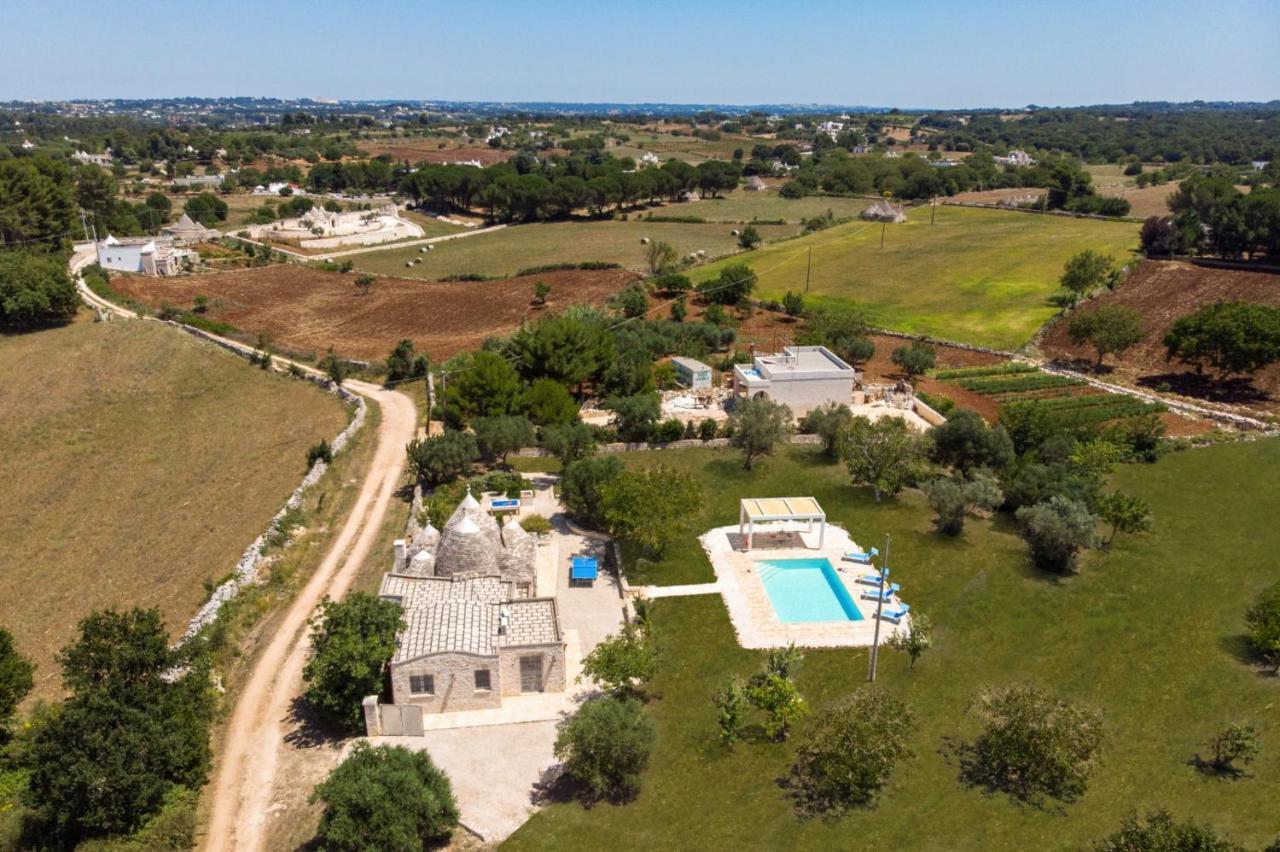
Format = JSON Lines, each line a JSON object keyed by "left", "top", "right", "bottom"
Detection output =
{"left": 378, "top": 490, "right": 564, "bottom": 714}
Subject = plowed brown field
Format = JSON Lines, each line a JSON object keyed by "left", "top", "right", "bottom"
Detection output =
{"left": 1039, "top": 260, "right": 1280, "bottom": 416}
{"left": 112, "top": 265, "right": 639, "bottom": 361}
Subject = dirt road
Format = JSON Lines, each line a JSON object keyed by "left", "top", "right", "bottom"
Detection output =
{"left": 200, "top": 380, "right": 416, "bottom": 852}
{"left": 67, "top": 247, "right": 420, "bottom": 851}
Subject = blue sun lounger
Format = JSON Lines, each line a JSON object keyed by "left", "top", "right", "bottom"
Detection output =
{"left": 860, "top": 583, "right": 901, "bottom": 602}
{"left": 856, "top": 572, "right": 889, "bottom": 586}
{"left": 570, "top": 556, "right": 599, "bottom": 587}
{"left": 841, "top": 547, "right": 879, "bottom": 564}
{"left": 880, "top": 603, "right": 910, "bottom": 624}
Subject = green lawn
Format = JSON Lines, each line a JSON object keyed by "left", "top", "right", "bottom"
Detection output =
{"left": 350, "top": 219, "right": 796, "bottom": 280}
{"left": 506, "top": 441, "right": 1280, "bottom": 851}
{"left": 690, "top": 206, "right": 1140, "bottom": 350}
{"left": 653, "top": 189, "right": 871, "bottom": 224}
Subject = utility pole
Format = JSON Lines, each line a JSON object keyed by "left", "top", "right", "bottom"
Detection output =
{"left": 930, "top": 196, "right": 937, "bottom": 226}
{"left": 438, "top": 370, "right": 448, "bottom": 431}
{"left": 867, "top": 533, "right": 891, "bottom": 683}
{"left": 880, "top": 220, "right": 887, "bottom": 250}
{"left": 804, "top": 246, "right": 812, "bottom": 293}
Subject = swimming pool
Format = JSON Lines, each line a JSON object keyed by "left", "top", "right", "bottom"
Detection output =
{"left": 756, "top": 558, "right": 864, "bottom": 623}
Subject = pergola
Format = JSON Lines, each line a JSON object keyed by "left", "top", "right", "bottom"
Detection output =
{"left": 738, "top": 497, "right": 826, "bottom": 551}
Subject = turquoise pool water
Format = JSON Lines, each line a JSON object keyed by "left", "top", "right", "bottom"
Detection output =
{"left": 756, "top": 558, "right": 864, "bottom": 623}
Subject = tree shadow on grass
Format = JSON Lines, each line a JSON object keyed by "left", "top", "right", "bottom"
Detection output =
{"left": 283, "top": 694, "right": 348, "bottom": 750}
{"left": 937, "top": 735, "right": 1068, "bottom": 815}
{"left": 1186, "top": 754, "right": 1253, "bottom": 781}
{"left": 529, "top": 762, "right": 641, "bottom": 809}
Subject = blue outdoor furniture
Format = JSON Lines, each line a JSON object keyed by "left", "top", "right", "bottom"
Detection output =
{"left": 859, "top": 583, "right": 901, "bottom": 602}
{"left": 570, "top": 556, "right": 599, "bottom": 587}
{"left": 841, "top": 547, "right": 879, "bottom": 564}
{"left": 880, "top": 603, "right": 911, "bottom": 624}
{"left": 856, "top": 572, "right": 889, "bottom": 587}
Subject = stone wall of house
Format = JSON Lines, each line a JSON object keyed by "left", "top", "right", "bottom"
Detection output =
{"left": 391, "top": 653, "right": 504, "bottom": 713}
{"left": 497, "top": 643, "right": 566, "bottom": 696}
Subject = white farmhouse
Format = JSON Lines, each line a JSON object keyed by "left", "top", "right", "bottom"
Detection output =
{"left": 732, "top": 346, "right": 859, "bottom": 415}
{"left": 94, "top": 235, "right": 195, "bottom": 276}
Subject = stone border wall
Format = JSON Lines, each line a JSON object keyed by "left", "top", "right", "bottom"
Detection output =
{"left": 173, "top": 322, "right": 368, "bottom": 644}
{"left": 510, "top": 434, "right": 822, "bottom": 459}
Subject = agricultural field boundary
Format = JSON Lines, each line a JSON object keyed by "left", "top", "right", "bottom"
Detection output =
{"left": 871, "top": 326, "right": 1276, "bottom": 433}
{"left": 939, "top": 199, "right": 1144, "bottom": 224}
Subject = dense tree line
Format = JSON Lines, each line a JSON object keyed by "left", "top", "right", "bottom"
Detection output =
{"left": 1140, "top": 173, "right": 1280, "bottom": 260}
{"left": 398, "top": 154, "right": 740, "bottom": 222}
{"left": 922, "top": 105, "right": 1280, "bottom": 165}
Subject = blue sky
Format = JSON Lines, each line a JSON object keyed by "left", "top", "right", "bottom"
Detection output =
{"left": 3, "top": 0, "right": 1277, "bottom": 107}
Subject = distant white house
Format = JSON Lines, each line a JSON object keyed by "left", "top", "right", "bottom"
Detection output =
{"left": 1253, "top": 160, "right": 1271, "bottom": 172}
{"left": 672, "top": 357, "right": 713, "bottom": 390}
{"left": 817, "top": 120, "right": 845, "bottom": 141}
{"left": 253, "top": 181, "right": 297, "bottom": 196}
{"left": 744, "top": 175, "right": 771, "bottom": 192}
{"left": 861, "top": 198, "right": 908, "bottom": 223}
{"left": 95, "top": 235, "right": 195, "bottom": 276}
{"left": 995, "top": 149, "right": 1035, "bottom": 167}
{"left": 73, "top": 149, "right": 113, "bottom": 167}
{"left": 451, "top": 159, "right": 483, "bottom": 168}
{"left": 639, "top": 151, "right": 661, "bottom": 168}
{"left": 931, "top": 158, "right": 961, "bottom": 168}
{"left": 20, "top": 139, "right": 35, "bottom": 150}
{"left": 174, "top": 173, "right": 224, "bottom": 188}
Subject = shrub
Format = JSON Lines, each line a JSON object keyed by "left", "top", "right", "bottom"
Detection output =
{"left": 302, "top": 594, "right": 404, "bottom": 734}
{"left": 713, "top": 676, "right": 749, "bottom": 745}
{"left": 554, "top": 697, "right": 655, "bottom": 803}
{"left": 799, "top": 402, "right": 853, "bottom": 459}
{"left": 923, "top": 473, "right": 1002, "bottom": 536}
{"left": 962, "top": 684, "right": 1104, "bottom": 804}
{"left": 520, "top": 378, "right": 579, "bottom": 427}
{"left": 788, "top": 688, "right": 915, "bottom": 815}
{"left": 887, "top": 612, "right": 933, "bottom": 668}
{"left": 1097, "top": 492, "right": 1153, "bottom": 545}
{"left": 306, "top": 438, "right": 333, "bottom": 468}
{"left": 1205, "top": 723, "right": 1261, "bottom": 775}
{"left": 698, "top": 262, "right": 756, "bottom": 306}
{"left": 519, "top": 513, "right": 552, "bottom": 535}
{"left": 929, "top": 409, "right": 1015, "bottom": 474}
{"left": 581, "top": 626, "right": 657, "bottom": 698}
{"left": 1094, "top": 809, "right": 1241, "bottom": 852}
{"left": 311, "top": 743, "right": 459, "bottom": 851}
{"left": 737, "top": 224, "right": 762, "bottom": 250}
{"left": 747, "top": 672, "right": 806, "bottom": 742}
{"left": 1245, "top": 582, "right": 1280, "bottom": 673}
{"left": 385, "top": 339, "right": 429, "bottom": 383}
{"left": 1015, "top": 496, "right": 1098, "bottom": 574}
{"left": 698, "top": 418, "right": 719, "bottom": 441}
{"left": 781, "top": 290, "right": 804, "bottom": 318}
{"left": 473, "top": 415, "right": 535, "bottom": 466}
{"left": 651, "top": 418, "right": 685, "bottom": 443}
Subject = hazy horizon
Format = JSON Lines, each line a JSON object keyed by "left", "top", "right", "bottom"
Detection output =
{"left": 3, "top": 0, "right": 1277, "bottom": 108}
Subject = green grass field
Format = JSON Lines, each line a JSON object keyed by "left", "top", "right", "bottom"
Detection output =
{"left": 690, "top": 206, "right": 1140, "bottom": 350}
{"left": 0, "top": 319, "right": 348, "bottom": 700}
{"left": 505, "top": 441, "right": 1280, "bottom": 851}
{"left": 654, "top": 189, "right": 872, "bottom": 224}
{"left": 351, "top": 219, "right": 796, "bottom": 280}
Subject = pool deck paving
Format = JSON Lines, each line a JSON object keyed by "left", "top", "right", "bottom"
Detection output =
{"left": 699, "top": 523, "right": 911, "bottom": 649}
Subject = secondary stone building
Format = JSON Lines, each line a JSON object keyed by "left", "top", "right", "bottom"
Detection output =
{"left": 377, "top": 491, "right": 564, "bottom": 715}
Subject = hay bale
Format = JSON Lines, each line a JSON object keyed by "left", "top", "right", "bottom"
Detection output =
{"left": 419, "top": 247, "right": 428, "bottom": 253}
{"left": 730, "top": 229, "right": 739, "bottom": 236}
{"left": 405, "top": 261, "right": 414, "bottom": 268}
{"left": 640, "top": 237, "right": 650, "bottom": 245}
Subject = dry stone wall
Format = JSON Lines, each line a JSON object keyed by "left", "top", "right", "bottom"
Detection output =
{"left": 174, "top": 322, "right": 367, "bottom": 644}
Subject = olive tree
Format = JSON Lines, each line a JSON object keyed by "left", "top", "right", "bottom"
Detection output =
{"left": 1203, "top": 723, "right": 1261, "bottom": 776}
{"left": 1015, "top": 496, "right": 1099, "bottom": 574}
{"left": 962, "top": 683, "right": 1104, "bottom": 804}
{"left": 1097, "top": 492, "right": 1153, "bottom": 546}
{"left": 728, "top": 395, "right": 792, "bottom": 470}
{"left": 923, "top": 472, "right": 1003, "bottom": 536}
{"left": 580, "top": 625, "right": 657, "bottom": 698}
{"left": 887, "top": 612, "right": 934, "bottom": 668}
{"left": 890, "top": 341, "right": 936, "bottom": 381}
{"left": 1068, "top": 305, "right": 1146, "bottom": 371}
{"left": 837, "top": 415, "right": 931, "bottom": 502}
{"left": 600, "top": 465, "right": 702, "bottom": 557}
{"left": 788, "top": 688, "right": 915, "bottom": 816}
{"left": 1094, "top": 810, "right": 1241, "bottom": 852}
